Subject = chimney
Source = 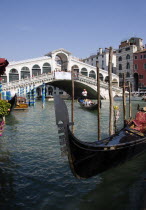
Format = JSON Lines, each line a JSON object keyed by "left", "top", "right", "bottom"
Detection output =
{"left": 99, "top": 48, "right": 103, "bottom": 55}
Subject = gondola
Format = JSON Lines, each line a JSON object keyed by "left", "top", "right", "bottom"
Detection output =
{"left": 8, "top": 94, "right": 17, "bottom": 111}
{"left": 54, "top": 95, "right": 146, "bottom": 179}
{"left": 78, "top": 97, "right": 100, "bottom": 110}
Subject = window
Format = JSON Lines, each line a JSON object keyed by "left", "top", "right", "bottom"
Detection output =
{"left": 118, "top": 56, "right": 122, "bottom": 61}
{"left": 126, "top": 54, "right": 130, "bottom": 59}
{"left": 125, "top": 47, "right": 130, "bottom": 51}
{"left": 139, "top": 75, "right": 143, "bottom": 79}
{"left": 126, "top": 72, "right": 130, "bottom": 77}
{"left": 119, "top": 64, "right": 122, "bottom": 70}
{"left": 119, "top": 73, "right": 123, "bottom": 78}
{"left": 118, "top": 49, "right": 122, "bottom": 53}
{"left": 144, "top": 63, "right": 146, "bottom": 69}
{"left": 126, "top": 62, "right": 130, "bottom": 69}
{"left": 134, "top": 64, "right": 138, "bottom": 70}
{"left": 144, "top": 54, "right": 146, "bottom": 59}
{"left": 141, "top": 55, "right": 143, "bottom": 59}
{"left": 134, "top": 56, "right": 138, "bottom": 59}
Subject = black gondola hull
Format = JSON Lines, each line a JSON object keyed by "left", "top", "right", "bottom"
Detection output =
{"left": 54, "top": 95, "right": 146, "bottom": 179}
{"left": 68, "top": 129, "right": 146, "bottom": 178}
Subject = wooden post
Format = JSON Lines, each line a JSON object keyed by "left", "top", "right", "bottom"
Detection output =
{"left": 128, "top": 81, "right": 132, "bottom": 118}
{"left": 71, "top": 68, "right": 74, "bottom": 134}
{"left": 96, "top": 61, "right": 101, "bottom": 140}
{"left": 122, "top": 73, "right": 126, "bottom": 124}
{"left": 108, "top": 47, "right": 114, "bottom": 135}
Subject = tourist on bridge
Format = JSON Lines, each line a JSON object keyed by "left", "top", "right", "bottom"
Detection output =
{"left": 82, "top": 89, "right": 87, "bottom": 99}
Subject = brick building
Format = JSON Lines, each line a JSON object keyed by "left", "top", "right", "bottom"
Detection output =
{"left": 133, "top": 49, "right": 146, "bottom": 91}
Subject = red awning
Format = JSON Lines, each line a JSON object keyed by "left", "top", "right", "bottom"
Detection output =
{"left": 0, "top": 58, "right": 9, "bottom": 75}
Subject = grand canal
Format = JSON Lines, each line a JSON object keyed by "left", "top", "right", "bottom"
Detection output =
{"left": 0, "top": 99, "right": 146, "bottom": 210}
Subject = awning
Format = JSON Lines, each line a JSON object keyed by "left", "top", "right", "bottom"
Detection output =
{"left": 0, "top": 58, "right": 9, "bottom": 75}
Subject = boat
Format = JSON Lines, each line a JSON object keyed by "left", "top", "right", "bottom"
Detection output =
{"left": 8, "top": 94, "right": 17, "bottom": 111}
{"left": 14, "top": 96, "right": 28, "bottom": 110}
{"left": 78, "top": 97, "right": 101, "bottom": 110}
{"left": 47, "top": 95, "right": 54, "bottom": 101}
{"left": 54, "top": 95, "right": 146, "bottom": 179}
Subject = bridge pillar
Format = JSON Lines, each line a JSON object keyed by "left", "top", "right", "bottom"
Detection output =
{"left": 33, "top": 83, "right": 36, "bottom": 105}
{"left": 2, "top": 92, "right": 6, "bottom": 100}
{"left": 20, "top": 86, "right": 24, "bottom": 97}
{"left": 29, "top": 84, "right": 34, "bottom": 106}
{"left": 6, "top": 91, "right": 11, "bottom": 100}
{"left": 42, "top": 83, "right": 45, "bottom": 106}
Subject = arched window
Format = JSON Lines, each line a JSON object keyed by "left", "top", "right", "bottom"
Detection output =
{"left": 99, "top": 73, "right": 103, "bottom": 81}
{"left": 43, "top": 63, "right": 51, "bottom": 74}
{"left": 105, "top": 76, "right": 109, "bottom": 83}
{"left": 118, "top": 56, "right": 122, "bottom": 61}
{"left": 119, "top": 64, "right": 122, "bottom": 70}
{"left": 21, "top": 66, "right": 30, "bottom": 79}
{"left": 89, "top": 70, "right": 96, "bottom": 79}
{"left": 81, "top": 68, "right": 88, "bottom": 76}
{"left": 9, "top": 68, "right": 19, "bottom": 82}
{"left": 126, "top": 54, "right": 130, "bottom": 59}
{"left": 112, "top": 79, "right": 118, "bottom": 86}
{"left": 126, "top": 62, "right": 130, "bottom": 69}
{"left": 32, "top": 64, "right": 41, "bottom": 76}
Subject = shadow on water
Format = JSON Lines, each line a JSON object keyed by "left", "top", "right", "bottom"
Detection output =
{"left": 0, "top": 148, "right": 15, "bottom": 208}
{"left": 78, "top": 152, "right": 146, "bottom": 210}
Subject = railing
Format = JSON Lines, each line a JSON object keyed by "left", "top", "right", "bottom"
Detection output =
{"left": 2, "top": 72, "right": 121, "bottom": 93}
{"left": 77, "top": 74, "right": 121, "bottom": 92}
{"left": 2, "top": 73, "right": 54, "bottom": 90}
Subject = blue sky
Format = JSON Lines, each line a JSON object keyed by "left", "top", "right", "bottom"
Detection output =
{"left": 1, "top": 0, "right": 146, "bottom": 62}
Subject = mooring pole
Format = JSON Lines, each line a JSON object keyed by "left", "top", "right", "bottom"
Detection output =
{"left": 128, "top": 81, "right": 132, "bottom": 118}
{"left": 96, "top": 61, "right": 101, "bottom": 140}
{"left": 122, "top": 73, "right": 126, "bottom": 125}
{"left": 108, "top": 47, "right": 114, "bottom": 135}
{"left": 71, "top": 68, "right": 74, "bottom": 134}
{"left": 0, "top": 77, "right": 2, "bottom": 100}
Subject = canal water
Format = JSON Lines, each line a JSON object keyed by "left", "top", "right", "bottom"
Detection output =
{"left": 0, "top": 99, "right": 146, "bottom": 210}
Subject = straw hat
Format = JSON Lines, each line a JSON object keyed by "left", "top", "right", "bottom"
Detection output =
{"left": 142, "top": 107, "right": 146, "bottom": 111}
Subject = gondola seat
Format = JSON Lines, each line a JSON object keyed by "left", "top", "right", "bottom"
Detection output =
{"left": 132, "top": 111, "right": 146, "bottom": 133}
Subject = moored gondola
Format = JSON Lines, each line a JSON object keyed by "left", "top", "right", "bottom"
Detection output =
{"left": 54, "top": 95, "right": 146, "bottom": 179}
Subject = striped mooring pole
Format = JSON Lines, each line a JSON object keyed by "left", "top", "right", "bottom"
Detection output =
{"left": 42, "top": 83, "right": 45, "bottom": 107}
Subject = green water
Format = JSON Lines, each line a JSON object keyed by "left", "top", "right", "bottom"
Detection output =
{"left": 0, "top": 99, "right": 145, "bottom": 210}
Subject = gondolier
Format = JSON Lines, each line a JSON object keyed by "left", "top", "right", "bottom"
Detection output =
{"left": 82, "top": 89, "right": 87, "bottom": 99}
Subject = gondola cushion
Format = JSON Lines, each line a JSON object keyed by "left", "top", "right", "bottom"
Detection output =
{"left": 132, "top": 111, "right": 146, "bottom": 133}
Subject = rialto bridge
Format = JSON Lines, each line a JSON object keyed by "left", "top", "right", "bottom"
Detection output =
{"left": 1, "top": 49, "right": 121, "bottom": 100}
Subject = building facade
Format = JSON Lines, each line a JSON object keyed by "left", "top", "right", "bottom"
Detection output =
{"left": 82, "top": 48, "right": 117, "bottom": 74}
{"left": 116, "top": 37, "right": 144, "bottom": 90}
{"left": 133, "top": 49, "right": 146, "bottom": 91}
